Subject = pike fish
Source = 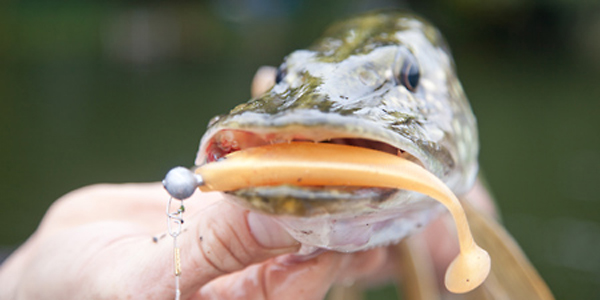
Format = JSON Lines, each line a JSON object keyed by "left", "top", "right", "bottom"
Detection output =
{"left": 193, "top": 11, "right": 554, "bottom": 300}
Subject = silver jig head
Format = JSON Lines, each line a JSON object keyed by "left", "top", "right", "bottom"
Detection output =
{"left": 162, "top": 166, "right": 204, "bottom": 200}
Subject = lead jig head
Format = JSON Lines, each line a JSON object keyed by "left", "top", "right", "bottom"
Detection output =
{"left": 163, "top": 166, "right": 204, "bottom": 200}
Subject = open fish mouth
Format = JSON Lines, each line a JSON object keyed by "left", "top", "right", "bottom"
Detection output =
{"left": 204, "top": 132, "right": 415, "bottom": 162}
{"left": 196, "top": 126, "right": 433, "bottom": 217}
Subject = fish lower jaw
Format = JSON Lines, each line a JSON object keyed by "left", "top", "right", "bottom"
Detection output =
{"left": 261, "top": 196, "right": 444, "bottom": 252}
{"left": 222, "top": 187, "right": 443, "bottom": 252}
{"left": 230, "top": 185, "right": 399, "bottom": 216}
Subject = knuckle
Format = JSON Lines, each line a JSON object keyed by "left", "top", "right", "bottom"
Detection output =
{"left": 197, "top": 210, "right": 258, "bottom": 274}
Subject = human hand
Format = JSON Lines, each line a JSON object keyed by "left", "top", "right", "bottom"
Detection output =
{"left": 0, "top": 183, "right": 401, "bottom": 300}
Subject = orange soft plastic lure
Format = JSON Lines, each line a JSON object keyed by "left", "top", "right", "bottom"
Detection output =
{"left": 192, "top": 142, "right": 490, "bottom": 293}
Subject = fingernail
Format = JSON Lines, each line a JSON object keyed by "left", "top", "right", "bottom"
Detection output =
{"left": 247, "top": 212, "right": 298, "bottom": 249}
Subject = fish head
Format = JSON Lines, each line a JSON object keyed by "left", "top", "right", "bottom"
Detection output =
{"left": 195, "top": 11, "right": 479, "bottom": 251}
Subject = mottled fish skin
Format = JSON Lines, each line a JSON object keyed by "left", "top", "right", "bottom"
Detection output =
{"left": 197, "top": 11, "right": 478, "bottom": 194}
{"left": 194, "top": 11, "right": 479, "bottom": 250}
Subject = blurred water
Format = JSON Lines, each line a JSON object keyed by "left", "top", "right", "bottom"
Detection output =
{"left": 1, "top": 1, "right": 599, "bottom": 299}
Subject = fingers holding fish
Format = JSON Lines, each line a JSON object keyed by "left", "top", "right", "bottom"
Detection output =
{"left": 194, "top": 247, "right": 391, "bottom": 300}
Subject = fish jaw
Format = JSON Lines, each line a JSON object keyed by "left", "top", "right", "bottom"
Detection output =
{"left": 224, "top": 189, "right": 446, "bottom": 252}
{"left": 194, "top": 121, "right": 450, "bottom": 251}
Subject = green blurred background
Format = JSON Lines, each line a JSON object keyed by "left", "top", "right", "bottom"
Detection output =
{"left": 1, "top": 0, "right": 599, "bottom": 299}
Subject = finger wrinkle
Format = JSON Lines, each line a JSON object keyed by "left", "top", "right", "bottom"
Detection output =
{"left": 196, "top": 231, "right": 228, "bottom": 276}
{"left": 213, "top": 223, "right": 246, "bottom": 270}
{"left": 224, "top": 219, "right": 254, "bottom": 266}
{"left": 191, "top": 202, "right": 261, "bottom": 280}
{"left": 199, "top": 206, "right": 256, "bottom": 273}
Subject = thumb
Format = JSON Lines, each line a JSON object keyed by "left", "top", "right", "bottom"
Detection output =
{"left": 163, "top": 198, "right": 300, "bottom": 297}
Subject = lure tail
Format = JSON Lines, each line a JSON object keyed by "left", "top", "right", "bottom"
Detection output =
{"left": 327, "top": 194, "right": 555, "bottom": 300}
{"left": 457, "top": 199, "right": 555, "bottom": 300}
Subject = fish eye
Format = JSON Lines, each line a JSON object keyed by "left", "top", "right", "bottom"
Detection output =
{"left": 275, "top": 66, "right": 286, "bottom": 84}
{"left": 397, "top": 52, "right": 420, "bottom": 92}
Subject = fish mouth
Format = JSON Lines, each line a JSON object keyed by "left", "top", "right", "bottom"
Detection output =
{"left": 196, "top": 123, "right": 432, "bottom": 217}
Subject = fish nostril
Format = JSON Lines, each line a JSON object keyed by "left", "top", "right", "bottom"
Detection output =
{"left": 359, "top": 68, "right": 381, "bottom": 87}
